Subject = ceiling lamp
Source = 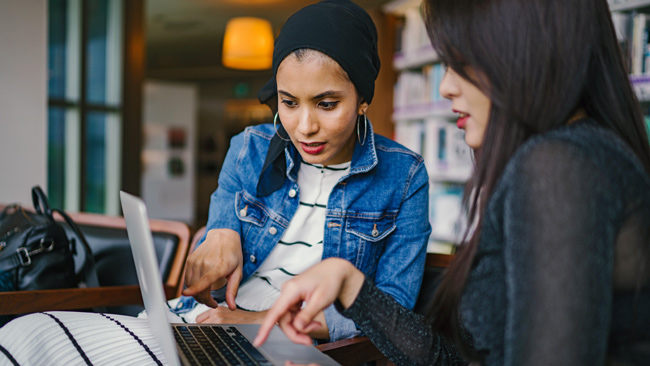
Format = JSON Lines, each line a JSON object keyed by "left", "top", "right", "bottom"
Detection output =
{"left": 222, "top": 17, "right": 274, "bottom": 70}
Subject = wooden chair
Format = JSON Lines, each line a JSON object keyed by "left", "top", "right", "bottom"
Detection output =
{"left": 315, "top": 252, "right": 455, "bottom": 366}
{"left": 176, "top": 225, "right": 207, "bottom": 293}
{"left": 0, "top": 209, "right": 191, "bottom": 317}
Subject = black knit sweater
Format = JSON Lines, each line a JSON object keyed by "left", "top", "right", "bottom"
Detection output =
{"left": 340, "top": 119, "right": 650, "bottom": 366}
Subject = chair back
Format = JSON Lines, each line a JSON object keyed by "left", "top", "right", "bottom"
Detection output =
{"left": 414, "top": 253, "right": 454, "bottom": 315}
{"left": 60, "top": 211, "right": 190, "bottom": 315}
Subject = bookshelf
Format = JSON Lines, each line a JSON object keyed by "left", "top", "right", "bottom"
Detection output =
{"left": 610, "top": 0, "right": 650, "bottom": 136}
{"left": 384, "top": 0, "right": 470, "bottom": 254}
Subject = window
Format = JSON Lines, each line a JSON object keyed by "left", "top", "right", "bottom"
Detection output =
{"left": 48, "top": 0, "right": 123, "bottom": 214}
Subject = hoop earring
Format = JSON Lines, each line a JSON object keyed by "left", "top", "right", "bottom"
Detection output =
{"left": 274, "top": 112, "right": 291, "bottom": 142}
{"left": 357, "top": 113, "right": 368, "bottom": 146}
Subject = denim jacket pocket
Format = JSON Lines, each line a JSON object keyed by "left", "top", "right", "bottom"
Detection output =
{"left": 235, "top": 191, "right": 269, "bottom": 227}
{"left": 344, "top": 212, "right": 397, "bottom": 271}
{"left": 345, "top": 212, "right": 397, "bottom": 242}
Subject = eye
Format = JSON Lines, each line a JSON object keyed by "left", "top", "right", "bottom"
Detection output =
{"left": 281, "top": 99, "right": 297, "bottom": 108}
{"left": 318, "top": 101, "right": 339, "bottom": 110}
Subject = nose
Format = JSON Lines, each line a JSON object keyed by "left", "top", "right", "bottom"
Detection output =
{"left": 439, "top": 68, "right": 459, "bottom": 100}
{"left": 296, "top": 108, "right": 319, "bottom": 137}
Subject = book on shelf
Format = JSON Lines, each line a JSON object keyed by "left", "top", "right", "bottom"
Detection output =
{"left": 612, "top": 10, "right": 650, "bottom": 75}
{"left": 394, "top": 119, "right": 425, "bottom": 156}
{"left": 393, "top": 7, "right": 434, "bottom": 62}
{"left": 393, "top": 63, "right": 447, "bottom": 110}
{"left": 633, "top": 13, "right": 650, "bottom": 74}
{"left": 404, "top": 8, "right": 431, "bottom": 56}
{"left": 393, "top": 16, "right": 405, "bottom": 55}
{"left": 421, "top": 119, "right": 473, "bottom": 180}
{"left": 429, "top": 182, "right": 464, "bottom": 245}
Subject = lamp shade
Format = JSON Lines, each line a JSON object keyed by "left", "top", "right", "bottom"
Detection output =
{"left": 222, "top": 17, "right": 274, "bottom": 70}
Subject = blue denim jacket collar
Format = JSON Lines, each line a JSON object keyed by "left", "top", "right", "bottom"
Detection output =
{"left": 284, "top": 121, "right": 378, "bottom": 182}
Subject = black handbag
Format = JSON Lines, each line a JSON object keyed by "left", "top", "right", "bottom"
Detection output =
{"left": 0, "top": 186, "right": 99, "bottom": 324}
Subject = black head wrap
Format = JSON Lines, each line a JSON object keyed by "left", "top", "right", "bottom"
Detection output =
{"left": 258, "top": 0, "right": 381, "bottom": 106}
{"left": 256, "top": 0, "right": 380, "bottom": 197}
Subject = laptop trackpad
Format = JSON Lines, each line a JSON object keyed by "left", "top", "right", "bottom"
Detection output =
{"left": 236, "top": 324, "right": 340, "bottom": 365}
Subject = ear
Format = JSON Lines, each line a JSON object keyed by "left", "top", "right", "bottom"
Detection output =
{"left": 358, "top": 100, "right": 369, "bottom": 116}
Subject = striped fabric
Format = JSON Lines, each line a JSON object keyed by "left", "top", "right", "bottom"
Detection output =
{"left": 0, "top": 311, "right": 168, "bottom": 366}
{"left": 235, "top": 160, "right": 350, "bottom": 311}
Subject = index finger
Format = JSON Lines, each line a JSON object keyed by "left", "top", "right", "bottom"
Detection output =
{"left": 182, "top": 272, "right": 221, "bottom": 297}
{"left": 254, "top": 291, "right": 303, "bottom": 346}
{"left": 193, "top": 288, "right": 219, "bottom": 308}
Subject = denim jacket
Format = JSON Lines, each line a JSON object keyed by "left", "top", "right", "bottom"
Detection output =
{"left": 198, "top": 122, "right": 430, "bottom": 341}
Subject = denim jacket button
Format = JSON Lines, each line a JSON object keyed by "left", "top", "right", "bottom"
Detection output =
{"left": 269, "top": 227, "right": 277, "bottom": 235}
{"left": 288, "top": 189, "right": 297, "bottom": 198}
{"left": 371, "top": 229, "right": 379, "bottom": 237}
{"left": 249, "top": 254, "right": 257, "bottom": 263}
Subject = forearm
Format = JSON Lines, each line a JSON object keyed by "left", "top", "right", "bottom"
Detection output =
{"left": 339, "top": 278, "right": 465, "bottom": 366}
{"left": 322, "top": 259, "right": 366, "bottom": 341}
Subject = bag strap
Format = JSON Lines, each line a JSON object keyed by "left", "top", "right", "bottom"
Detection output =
{"left": 51, "top": 208, "right": 100, "bottom": 289}
{"left": 52, "top": 208, "right": 107, "bottom": 313}
{"left": 28, "top": 186, "right": 98, "bottom": 288}
{"left": 0, "top": 245, "right": 42, "bottom": 272}
{"left": 31, "top": 186, "right": 54, "bottom": 222}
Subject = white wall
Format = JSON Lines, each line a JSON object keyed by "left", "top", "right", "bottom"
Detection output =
{"left": 142, "top": 81, "right": 197, "bottom": 224}
{"left": 0, "top": 1, "right": 48, "bottom": 206}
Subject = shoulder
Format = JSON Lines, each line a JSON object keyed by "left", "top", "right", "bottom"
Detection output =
{"left": 233, "top": 124, "right": 275, "bottom": 144}
{"left": 368, "top": 134, "right": 428, "bottom": 186}
{"left": 229, "top": 124, "right": 275, "bottom": 156}
{"left": 373, "top": 133, "right": 425, "bottom": 165}
{"left": 508, "top": 120, "right": 638, "bottom": 173}
{"left": 224, "top": 124, "right": 277, "bottom": 176}
{"left": 499, "top": 120, "right": 650, "bottom": 196}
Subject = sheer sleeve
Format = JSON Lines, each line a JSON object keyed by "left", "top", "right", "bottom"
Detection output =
{"left": 499, "top": 139, "right": 620, "bottom": 365}
{"left": 339, "top": 278, "right": 466, "bottom": 366}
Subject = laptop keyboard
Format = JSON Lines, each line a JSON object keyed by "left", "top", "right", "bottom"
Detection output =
{"left": 174, "top": 325, "right": 272, "bottom": 366}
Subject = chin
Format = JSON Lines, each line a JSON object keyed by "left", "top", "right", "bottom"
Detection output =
{"left": 299, "top": 154, "right": 326, "bottom": 165}
{"left": 464, "top": 134, "right": 480, "bottom": 149}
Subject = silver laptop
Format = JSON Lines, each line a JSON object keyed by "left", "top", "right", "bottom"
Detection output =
{"left": 120, "top": 191, "right": 340, "bottom": 366}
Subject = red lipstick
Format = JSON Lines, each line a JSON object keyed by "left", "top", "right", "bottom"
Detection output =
{"left": 300, "top": 142, "right": 326, "bottom": 155}
{"left": 453, "top": 109, "right": 469, "bottom": 129}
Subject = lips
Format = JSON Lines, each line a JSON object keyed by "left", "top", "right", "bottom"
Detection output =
{"left": 454, "top": 110, "right": 469, "bottom": 129}
{"left": 300, "top": 142, "right": 326, "bottom": 155}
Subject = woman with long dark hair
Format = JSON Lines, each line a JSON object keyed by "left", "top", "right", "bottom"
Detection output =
{"left": 255, "top": 0, "right": 650, "bottom": 364}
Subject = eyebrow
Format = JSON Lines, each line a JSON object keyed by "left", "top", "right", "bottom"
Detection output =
{"left": 278, "top": 90, "right": 341, "bottom": 100}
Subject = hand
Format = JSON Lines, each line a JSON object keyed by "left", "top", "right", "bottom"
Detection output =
{"left": 182, "top": 228, "right": 243, "bottom": 309}
{"left": 254, "top": 258, "right": 365, "bottom": 347}
{"left": 196, "top": 307, "right": 267, "bottom": 324}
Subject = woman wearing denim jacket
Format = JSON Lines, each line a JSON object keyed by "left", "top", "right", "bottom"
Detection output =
{"left": 0, "top": 2, "right": 429, "bottom": 363}
{"left": 178, "top": 0, "right": 431, "bottom": 343}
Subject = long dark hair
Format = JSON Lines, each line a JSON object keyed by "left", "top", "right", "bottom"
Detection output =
{"left": 422, "top": 0, "right": 650, "bottom": 359}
